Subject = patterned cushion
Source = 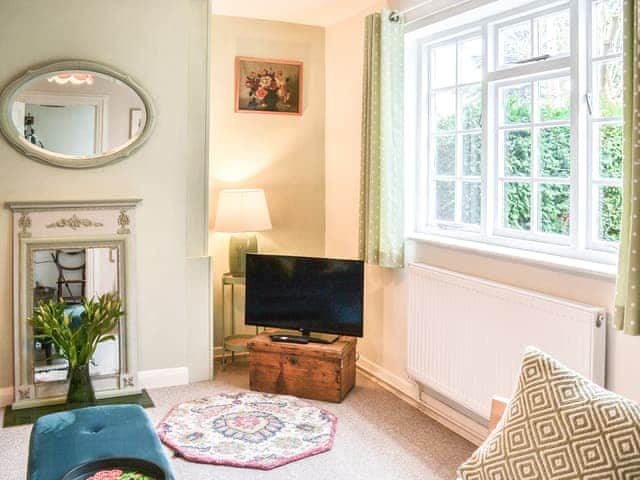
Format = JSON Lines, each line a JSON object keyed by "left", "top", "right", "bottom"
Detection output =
{"left": 457, "top": 347, "right": 640, "bottom": 480}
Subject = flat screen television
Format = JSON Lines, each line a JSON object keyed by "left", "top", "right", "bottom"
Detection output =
{"left": 245, "top": 254, "right": 364, "bottom": 343}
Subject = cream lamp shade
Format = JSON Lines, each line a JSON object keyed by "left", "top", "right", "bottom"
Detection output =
{"left": 214, "top": 189, "right": 272, "bottom": 233}
{"left": 214, "top": 188, "right": 272, "bottom": 276}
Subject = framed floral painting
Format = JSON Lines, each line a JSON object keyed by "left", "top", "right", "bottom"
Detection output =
{"left": 235, "top": 57, "right": 303, "bottom": 115}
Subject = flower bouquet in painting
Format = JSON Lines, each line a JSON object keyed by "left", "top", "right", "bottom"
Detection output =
{"left": 236, "top": 57, "right": 302, "bottom": 115}
{"left": 244, "top": 69, "right": 285, "bottom": 110}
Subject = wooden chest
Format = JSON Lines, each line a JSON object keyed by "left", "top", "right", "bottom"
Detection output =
{"left": 248, "top": 333, "right": 357, "bottom": 403}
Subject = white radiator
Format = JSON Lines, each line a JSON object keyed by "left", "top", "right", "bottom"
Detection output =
{"left": 407, "top": 263, "right": 606, "bottom": 423}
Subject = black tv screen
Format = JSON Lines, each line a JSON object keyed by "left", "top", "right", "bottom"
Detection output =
{"left": 245, "top": 254, "right": 364, "bottom": 337}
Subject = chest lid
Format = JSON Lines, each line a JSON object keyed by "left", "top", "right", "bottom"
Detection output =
{"left": 248, "top": 332, "right": 356, "bottom": 360}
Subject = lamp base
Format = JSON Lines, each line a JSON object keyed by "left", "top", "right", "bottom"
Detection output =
{"left": 228, "top": 233, "right": 257, "bottom": 276}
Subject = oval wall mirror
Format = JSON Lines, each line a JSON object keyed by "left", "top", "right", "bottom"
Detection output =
{"left": 0, "top": 60, "right": 155, "bottom": 168}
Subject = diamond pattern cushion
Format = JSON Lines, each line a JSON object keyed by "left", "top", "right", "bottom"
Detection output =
{"left": 457, "top": 347, "right": 640, "bottom": 480}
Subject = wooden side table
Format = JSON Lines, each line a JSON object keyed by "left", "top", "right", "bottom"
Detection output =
{"left": 221, "top": 273, "right": 258, "bottom": 365}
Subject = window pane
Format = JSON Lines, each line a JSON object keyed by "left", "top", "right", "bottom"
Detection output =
{"left": 436, "top": 181, "right": 456, "bottom": 221}
{"left": 504, "top": 129, "right": 532, "bottom": 176}
{"left": 432, "top": 43, "right": 457, "bottom": 88}
{"left": 435, "top": 135, "right": 456, "bottom": 175}
{"left": 458, "top": 37, "right": 482, "bottom": 83}
{"left": 540, "top": 184, "right": 570, "bottom": 235}
{"left": 502, "top": 84, "right": 531, "bottom": 124}
{"left": 593, "top": 0, "right": 623, "bottom": 57}
{"left": 597, "top": 123, "right": 623, "bottom": 178}
{"left": 462, "top": 182, "right": 482, "bottom": 224}
{"left": 460, "top": 84, "right": 482, "bottom": 130}
{"left": 599, "top": 186, "right": 622, "bottom": 241}
{"left": 594, "top": 61, "right": 623, "bottom": 117}
{"left": 462, "top": 134, "right": 482, "bottom": 176}
{"left": 536, "top": 9, "right": 570, "bottom": 57}
{"left": 538, "top": 77, "right": 571, "bottom": 122}
{"left": 498, "top": 21, "right": 531, "bottom": 65}
{"left": 539, "top": 126, "right": 571, "bottom": 177}
{"left": 433, "top": 89, "right": 456, "bottom": 131}
{"left": 504, "top": 182, "right": 531, "bottom": 230}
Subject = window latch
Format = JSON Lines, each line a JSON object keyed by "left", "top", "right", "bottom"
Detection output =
{"left": 438, "top": 223, "right": 466, "bottom": 231}
{"left": 509, "top": 54, "right": 551, "bottom": 65}
{"left": 585, "top": 93, "right": 593, "bottom": 115}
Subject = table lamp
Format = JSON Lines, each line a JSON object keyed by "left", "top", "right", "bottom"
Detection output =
{"left": 214, "top": 188, "right": 272, "bottom": 276}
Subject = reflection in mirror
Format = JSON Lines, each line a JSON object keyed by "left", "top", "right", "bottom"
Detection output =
{"left": 32, "top": 247, "right": 121, "bottom": 384}
{"left": 11, "top": 71, "right": 146, "bottom": 157}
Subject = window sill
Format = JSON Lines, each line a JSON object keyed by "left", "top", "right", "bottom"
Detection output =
{"left": 407, "top": 233, "right": 617, "bottom": 280}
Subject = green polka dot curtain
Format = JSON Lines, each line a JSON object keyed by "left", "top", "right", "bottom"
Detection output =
{"left": 359, "top": 10, "right": 405, "bottom": 268}
{"left": 614, "top": 0, "right": 640, "bottom": 335}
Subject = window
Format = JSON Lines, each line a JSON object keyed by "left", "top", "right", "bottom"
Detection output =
{"left": 589, "top": 0, "right": 624, "bottom": 246}
{"left": 497, "top": 74, "right": 573, "bottom": 238}
{"left": 428, "top": 35, "right": 483, "bottom": 227}
{"left": 411, "top": 0, "right": 624, "bottom": 264}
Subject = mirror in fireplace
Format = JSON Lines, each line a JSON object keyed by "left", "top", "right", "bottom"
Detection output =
{"left": 31, "top": 246, "right": 121, "bottom": 384}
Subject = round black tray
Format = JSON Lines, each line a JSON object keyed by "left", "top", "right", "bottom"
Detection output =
{"left": 61, "top": 457, "right": 169, "bottom": 480}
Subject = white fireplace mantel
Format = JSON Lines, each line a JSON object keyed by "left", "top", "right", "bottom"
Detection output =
{"left": 6, "top": 199, "right": 141, "bottom": 409}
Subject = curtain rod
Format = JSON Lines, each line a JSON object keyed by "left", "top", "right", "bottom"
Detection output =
{"left": 389, "top": 1, "right": 432, "bottom": 22}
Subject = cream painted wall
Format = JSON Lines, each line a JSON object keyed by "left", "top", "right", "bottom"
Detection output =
{"left": 324, "top": 4, "right": 383, "bottom": 259}
{"left": 209, "top": 16, "right": 326, "bottom": 346}
{"left": 324, "top": 3, "right": 640, "bottom": 402}
{"left": 0, "top": 0, "right": 210, "bottom": 391}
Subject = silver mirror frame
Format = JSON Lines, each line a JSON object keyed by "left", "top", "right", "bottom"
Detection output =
{"left": 0, "top": 60, "right": 156, "bottom": 169}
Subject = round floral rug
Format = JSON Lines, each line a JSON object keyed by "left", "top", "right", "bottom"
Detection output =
{"left": 156, "top": 392, "right": 337, "bottom": 470}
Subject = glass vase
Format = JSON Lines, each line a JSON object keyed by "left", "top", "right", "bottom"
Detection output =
{"left": 66, "top": 364, "right": 96, "bottom": 407}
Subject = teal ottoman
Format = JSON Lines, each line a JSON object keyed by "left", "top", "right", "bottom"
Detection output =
{"left": 27, "top": 405, "right": 174, "bottom": 480}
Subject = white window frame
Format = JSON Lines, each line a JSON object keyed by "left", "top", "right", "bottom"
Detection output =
{"left": 424, "top": 30, "right": 484, "bottom": 232}
{"left": 585, "top": 0, "right": 624, "bottom": 253}
{"left": 492, "top": 72, "right": 573, "bottom": 246}
{"left": 493, "top": 3, "right": 572, "bottom": 71}
{"left": 407, "top": 0, "right": 622, "bottom": 266}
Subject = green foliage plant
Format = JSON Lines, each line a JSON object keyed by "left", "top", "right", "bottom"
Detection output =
{"left": 30, "top": 292, "right": 124, "bottom": 369}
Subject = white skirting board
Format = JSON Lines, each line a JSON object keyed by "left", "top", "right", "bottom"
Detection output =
{"left": 138, "top": 367, "right": 190, "bottom": 390}
{"left": 357, "top": 356, "right": 488, "bottom": 446}
{"left": 357, "top": 356, "right": 419, "bottom": 399}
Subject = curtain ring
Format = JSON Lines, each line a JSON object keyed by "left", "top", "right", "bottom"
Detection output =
{"left": 389, "top": 11, "right": 401, "bottom": 22}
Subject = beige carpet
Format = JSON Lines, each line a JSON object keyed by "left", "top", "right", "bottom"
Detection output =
{"left": 0, "top": 360, "right": 474, "bottom": 479}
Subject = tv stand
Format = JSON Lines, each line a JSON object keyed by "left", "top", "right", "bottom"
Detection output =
{"left": 248, "top": 333, "right": 357, "bottom": 402}
{"left": 270, "top": 330, "right": 339, "bottom": 345}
